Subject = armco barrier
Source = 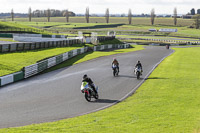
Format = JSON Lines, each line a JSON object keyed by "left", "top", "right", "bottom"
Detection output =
{"left": 93, "top": 44, "right": 131, "bottom": 51}
{"left": 0, "top": 74, "right": 13, "bottom": 86}
{"left": 0, "top": 71, "right": 24, "bottom": 86}
{"left": 0, "top": 39, "right": 81, "bottom": 53}
{"left": 24, "top": 64, "right": 38, "bottom": 78}
{"left": 0, "top": 44, "right": 129, "bottom": 87}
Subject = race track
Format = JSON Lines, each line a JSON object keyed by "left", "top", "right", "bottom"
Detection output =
{"left": 0, "top": 46, "right": 173, "bottom": 128}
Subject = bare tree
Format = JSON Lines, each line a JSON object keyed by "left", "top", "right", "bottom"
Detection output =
{"left": 105, "top": 8, "right": 109, "bottom": 23}
{"left": 65, "top": 9, "right": 69, "bottom": 23}
{"left": 11, "top": 9, "right": 14, "bottom": 21}
{"left": 47, "top": 8, "right": 51, "bottom": 22}
{"left": 150, "top": 8, "right": 155, "bottom": 25}
{"left": 174, "top": 7, "right": 177, "bottom": 25}
{"left": 128, "top": 9, "right": 132, "bottom": 25}
{"left": 85, "top": 7, "right": 89, "bottom": 23}
{"left": 28, "top": 7, "right": 32, "bottom": 22}
{"left": 192, "top": 14, "right": 200, "bottom": 29}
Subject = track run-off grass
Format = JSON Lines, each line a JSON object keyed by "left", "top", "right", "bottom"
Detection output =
{"left": 0, "top": 46, "right": 82, "bottom": 76}
{"left": 1, "top": 46, "right": 200, "bottom": 132}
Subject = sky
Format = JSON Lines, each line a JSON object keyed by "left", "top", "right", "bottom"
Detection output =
{"left": 0, "top": 0, "right": 199, "bottom": 14}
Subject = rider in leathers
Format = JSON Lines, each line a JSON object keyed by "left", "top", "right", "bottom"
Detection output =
{"left": 112, "top": 58, "right": 119, "bottom": 72}
{"left": 82, "top": 74, "right": 97, "bottom": 94}
{"left": 135, "top": 61, "right": 143, "bottom": 75}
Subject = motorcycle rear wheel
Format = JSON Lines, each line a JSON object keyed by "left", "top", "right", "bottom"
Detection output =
{"left": 94, "top": 93, "right": 99, "bottom": 99}
{"left": 136, "top": 71, "right": 140, "bottom": 79}
{"left": 113, "top": 70, "right": 116, "bottom": 76}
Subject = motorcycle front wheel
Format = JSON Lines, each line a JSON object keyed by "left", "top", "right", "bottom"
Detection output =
{"left": 85, "top": 93, "right": 91, "bottom": 102}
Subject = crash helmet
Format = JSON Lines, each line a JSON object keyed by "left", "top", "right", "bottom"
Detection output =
{"left": 83, "top": 74, "right": 88, "bottom": 80}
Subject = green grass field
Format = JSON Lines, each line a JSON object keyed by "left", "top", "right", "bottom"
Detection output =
{"left": 4, "top": 17, "right": 193, "bottom": 26}
{"left": 1, "top": 46, "right": 200, "bottom": 133}
{"left": 1, "top": 16, "right": 200, "bottom": 39}
{"left": 0, "top": 46, "right": 82, "bottom": 76}
{"left": 6, "top": 17, "right": 199, "bottom": 38}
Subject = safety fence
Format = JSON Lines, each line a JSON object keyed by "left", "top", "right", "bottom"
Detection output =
{"left": 97, "top": 36, "right": 115, "bottom": 42}
{"left": 0, "top": 36, "right": 116, "bottom": 53}
{"left": 0, "top": 39, "right": 81, "bottom": 53}
{"left": 0, "top": 43, "right": 130, "bottom": 87}
{"left": 118, "top": 37, "right": 200, "bottom": 45}
{"left": 94, "top": 44, "right": 131, "bottom": 51}
{"left": 148, "top": 43, "right": 200, "bottom": 46}
{"left": 0, "top": 28, "right": 45, "bottom": 34}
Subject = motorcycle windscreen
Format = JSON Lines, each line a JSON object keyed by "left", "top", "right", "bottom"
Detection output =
{"left": 80, "top": 82, "right": 89, "bottom": 91}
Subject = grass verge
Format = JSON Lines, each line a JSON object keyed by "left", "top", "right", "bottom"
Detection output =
{"left": 0, "top": 46, "right": 82, "bottom": 76}
{"left": 1, "top": 46, "right": 200, "bottom": 132}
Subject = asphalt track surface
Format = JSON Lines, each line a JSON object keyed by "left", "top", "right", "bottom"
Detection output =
{"left": 0, "top": 46, "right": 173, "bottom": 128}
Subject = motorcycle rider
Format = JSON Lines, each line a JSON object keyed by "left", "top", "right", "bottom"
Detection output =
{"left": 135, "top": 60, "right": 143, "bottom": 75}
{"left": 112, "top": 58, "right": 119, "bottom": 72}
{"left": 82, "top": 74, "right": 97, "bottom": 94}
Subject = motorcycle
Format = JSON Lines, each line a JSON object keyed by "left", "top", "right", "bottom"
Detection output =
{"left": 134, "top": 66, "right": 142, "bottom": 79}
{"left": 80, "top": 81, "right": 99, "bottom": 102}
{"left": 166, "top": 44, "right": 170, "bottom": 49}
{"left": 112, "top": 64, "right": 119, "bottom": 76}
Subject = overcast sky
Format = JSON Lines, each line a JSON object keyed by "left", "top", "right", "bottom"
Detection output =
{"left": 1, "top": 0, "right": 199, "bottom": 14}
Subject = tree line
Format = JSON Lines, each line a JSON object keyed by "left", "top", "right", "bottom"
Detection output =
{"left": 10, "top": 7, "right": 200, "bottom": 29}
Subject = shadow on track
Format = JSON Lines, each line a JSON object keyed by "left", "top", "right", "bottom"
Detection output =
{"left": 145, "top": 77, "right": 169, "bottom": 80}
{"left": 118, "top": 75, "right": 135, "bottom": 78}
{"left": 115, "top": 75, "right": 145, "bottom": 80}
{"left": 92, "top": 99, "right": 120, "bottom": 103}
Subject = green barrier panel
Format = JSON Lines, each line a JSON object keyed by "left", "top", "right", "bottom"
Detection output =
{"left": 30, "top": 43, "right": 36, "bottom": 50}
{"left": 0, "top": 45, "right": 2, "bottom": 52}
{"left": 13, "top": 71, "right": 24, "bottom": 82}
{"left": 2, "top": 44, "right": 10, "bottom": 52}
{"left": 96, "top": 46, "right": 101, "bottom": 51}
{"left": 41, "top": 42, "right": 45, "bottom": 48}
{"left": 84, "top": 47, "right": 88, "bottom": 52}
{"left": 53, "top": 41, "right": 57, "bottom": 47}
{"left": 44, "top": 42, "right": 49, "bottom": 48}
{"left": 56, "top": 55, "right": 63, "bottom": 64}
{"left": 0, "top": 34, "right": 13, "bottom": 38}
{"left": 24, "top": 43, "right": 31, "bottom": 50}
{"left": 77, "top": 49, "right": 81, "bottom": 54}
{"left": 104, "top": 45, "right": 108, "bottom": 49}
{"left": 60, "top": 41, "right": 64, "bottom": 47}
{"left": 42, "top": 34, "right": 52, "bottom": 38}
{"left": 56, "top": 35, "right": 61, "bottom": 38}
{"left": 57, "top": 41, "right": 61, "bottom": 47}
{"left": 68, "top": 51, "right": 73, "bottom": 58}
{"left": 38, "top": 60, "right": 48, "bottom": 72}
